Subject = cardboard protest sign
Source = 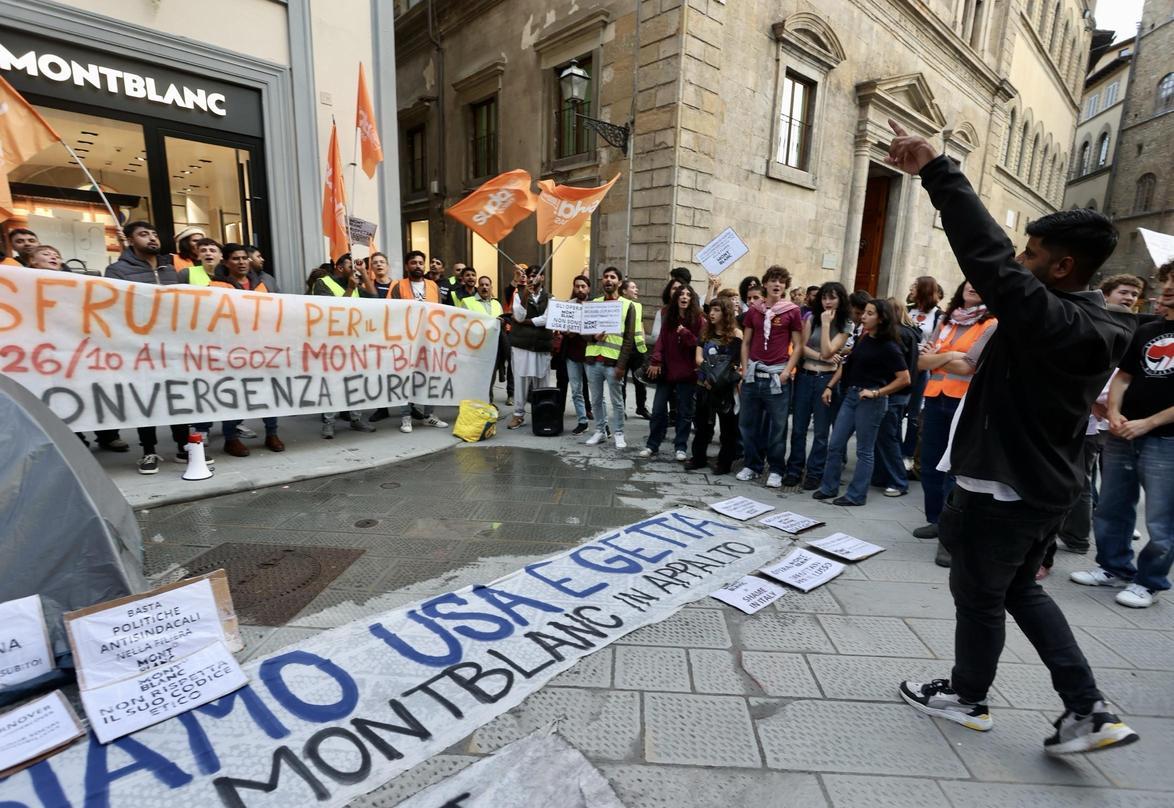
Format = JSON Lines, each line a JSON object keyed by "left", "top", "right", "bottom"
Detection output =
{"left": 694, "top": 227, "right": 749, "bottom": 276}
{"left": 546, "top": 300, "right": 624, "bottom": 334}
{"left": 536, "top": 175, "right": 620, "bottom": 243}
{"left": 0, "top": 691, "right": 84, "bottom": 778}
{"left": 346, "top": 215, "right": 377, "bottom": 246}
{"left": 760, "top": 548, "right": 845, "bottom": 592}
{"left": 0, "top": 266, "right": 501, "bottom": 431}
{"left": 1, "top": 509, "right": 789, "bottom": 807}
{"left": 709, "top": 575, "right": 786, "bottom": 614}
{"left": 710, "top": 496, "right": 774, "bottom": 521}
{"left": 808, "top": 533, "right": 885, "bottom": 562}
{"left": 446, "top": 169, "right": 538, "bottom": 244}
{"left": 0, "top": 595, "right": 54, "bottom": 690}
{"left": 759, "top": 511, "right": 825, "bottom": 535}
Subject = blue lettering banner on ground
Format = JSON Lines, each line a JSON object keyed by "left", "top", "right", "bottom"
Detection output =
{"left": 0, "top": 509, "right": 789, "bottom": 807}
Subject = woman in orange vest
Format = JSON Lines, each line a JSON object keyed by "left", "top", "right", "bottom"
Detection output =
{"left": 913, "top": 280, "right": 998, "bottom": 547}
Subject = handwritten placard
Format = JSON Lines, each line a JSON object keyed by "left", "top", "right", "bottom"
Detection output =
{"left": 695, "top": 227, "right": 749, "bottom": 276}
{"left": 79, "top": 642, "right": 247, "bottom": 744}
{"left": 546, "top": 299, "right": 624, "bottom": 334}
{"left": 0, "top": 691, "right": 84, "bottom": 777}
{"left": 808, "top": 533, "right": 885, "bottom": 562}
{"left": 709, "top": 575, "right": 786, "bottom": 614}
{"left": 0, "top": 595, "right": 54, "bottom": 690}
{"left": 759, "top": 548, "right": 845, "bottom": 592}
{"left": 710, "top": 496, "right": 775, "bottom": 521}
{"left": 347, "top": 215, "right": 377, "bottom": 245}
{"left": 759, "top": 511, "right": 825, "bottom": 535}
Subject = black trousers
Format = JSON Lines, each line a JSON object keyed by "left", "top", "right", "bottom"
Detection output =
{"left": 1042, "top": 431, "right": 1105, "bottom": 567}
{"left": 691, "top": 392, "right": 737, "bottom": 469}
{"left": 941, "top": 487, "right": 1102, "bottom": 713}
{"left": 138, "top": 424, "right": 190, "bottom": 454}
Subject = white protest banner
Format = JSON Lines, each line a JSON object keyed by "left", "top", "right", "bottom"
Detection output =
{"left": 580, "top": 300, "right": 624, "bottom": 333}
{"left": 1, "top": 509, "right": 788, "bottom": 808}
{"left": 710, "top": 496, "right": 774, "bottom": 521}
{"left": 0, "top": 595, "right": 54, "bottom": 690}
{"left": 65, "top": 577, "right": 228, "bottom": 689}
{"left": 694, "top": 227, "right": 749, "bottom": 276}
{"left": 709, "top": 575, "right": 786, "bottom": 614}
{"left": 80, "top": 642, "right": 248, "bottom": 744}
{"left": 347, "top": 216, "right": 378, "bottom": 246}
{"left": 760, "top": 548, "right": 845, "bottom": 592}
{"left": 808, "top": 533, "right": 885, "bottom": 562}
{"left": 0, "top": 691, "right": 84, "bottom": 777}
{"left": 0, "top": 265, "right": 500, "bottom": 431}
{"left": 759, "top": 511, "right": 825, "bottom": 535}
{"left": 544, "top": 299, "right": 586, "bottom": 333}
{"left": 394, "top": 730, "right": 627, "bottom": 808}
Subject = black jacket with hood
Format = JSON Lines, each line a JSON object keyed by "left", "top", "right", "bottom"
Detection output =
{"left": 920, "top": 155, "right": 1135, "bottom": 512}
{"left": 104, "top": 249, "right": 179, "bottom": 285}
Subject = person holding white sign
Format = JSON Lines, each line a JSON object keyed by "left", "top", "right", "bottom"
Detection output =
{"left": 639, "top": 286, "right": 703, "bottom": 460}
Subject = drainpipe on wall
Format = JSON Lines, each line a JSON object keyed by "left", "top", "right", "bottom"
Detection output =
{"left": 427, "top": 0, "right": 446, "bottom": 246}
{"left": 623, "top": 0, "right": 640, "bottom": 272}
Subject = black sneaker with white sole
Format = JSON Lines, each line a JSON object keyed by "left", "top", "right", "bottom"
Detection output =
{"left": 137, "top": 453, "right": 162, "bottom": 475}
{"left": 899, "top": 679, "right": 992, "bottom": 731}
{"left": 1044, "top": 701, "right": 1139, "bottom": 755}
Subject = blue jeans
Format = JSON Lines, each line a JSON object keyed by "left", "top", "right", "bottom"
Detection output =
{"left": 872, "top": 393, "right": 910, "bottom": 491}
{"left": 786, "top": 370, "right": 835, "bottom": 481}
{"left": 566, "top": 358, "right": 588, "bottom": 424}
{"left": 1094, "top": 435, "right": 1174, "bottom": 592}
{"left": 738, "top": 377, "right": 791, "bottom": 475}
{"left": 586, "top": 360, "right": 625, "bottom": 435}
{"left": 902, "top": 369, "right": 929, "bottom": 457}
{"left": 647, "top": 380, "right": 697, "bottom": 453}
{"left": 225, "top": 417, "right": 278, "bottom": 440}
{"left": 920, "top": 395, "right": 960, "bottom": 524}
{"left": 819, "top": 387, "right": 887, "bottom": 504}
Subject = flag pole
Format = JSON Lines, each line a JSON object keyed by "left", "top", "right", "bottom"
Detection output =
{"left": 537, "top": 233, "right": 572, "bottom": 275}
{"left": 58, "top": 140, "right": 127, "bottom": 246}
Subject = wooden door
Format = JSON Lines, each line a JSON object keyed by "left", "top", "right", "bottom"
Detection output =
{"left": 854, "top": 176, "right": 890, "bottom": 295}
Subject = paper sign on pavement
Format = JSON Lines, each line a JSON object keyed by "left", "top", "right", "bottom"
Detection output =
{"left": 709, "top": 575, "right": 786, "bottom": 614}
{"left": 710, "top": 496, "right": 775, "bottom": 521}
{"left": 544, "top": 299, "right": 624, "bottom": 334}
{"left": 0, "top": 595, "right": 54, "bottom": 690}
{"left": 759, "top": 511, "right": 825, "bottom": 535}
{"left": 0, "top": 691, "right": 84, "bottom": 777}
{"left": 80, "top": 641, "right": 247, "bottom": 744}
{"left": 808, "top": 533, "right": 886, "bottom": 562}
{"left": 760, "top": 548, "right": 845, "bottom": 592}
{"left": 695, "top": 227, "right": 750, "bottom": 276}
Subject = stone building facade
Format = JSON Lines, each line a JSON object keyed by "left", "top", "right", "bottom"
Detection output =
{"left": 1099, "top": 0, "right": 1173, "bottom": 279}
{"left": 1063, "top": 34, "right": 1133, "bottom": 214}
{"left": 393, "top": 0, "right": 1092, "bottom": 305}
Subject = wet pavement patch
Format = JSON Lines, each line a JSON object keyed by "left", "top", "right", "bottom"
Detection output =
{"left": 181, "top": 542, "right": 364, "bottom": 626}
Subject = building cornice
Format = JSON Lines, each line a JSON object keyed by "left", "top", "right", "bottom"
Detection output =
{"left": 888, "top": 0, "right": 1004, "bottom": 95}
{"left": 532, "top": 9, "right": 612, "bottom": 57}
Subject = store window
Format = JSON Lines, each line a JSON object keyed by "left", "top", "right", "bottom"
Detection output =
{"left": 551, "top": 227, "right": 591, "bottom": 300}
{"left": 407, "top": 219, "right": 430, "bottom": 259}
{"left": 470, "top": 231, "right": 498, "bottom": 293}
{"left": 165, "top": 136, "right": 255, "bottom": 247}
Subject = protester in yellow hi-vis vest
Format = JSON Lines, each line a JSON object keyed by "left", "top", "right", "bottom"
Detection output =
{"left": 313, "top": 252, "right": 377, "bottom": 438}
{"left": 584, "top": 266, "right": 638, "bottom": 449}
{"left": 177, "top": 238, "right": 222, "bottom": 285}
{"left": 461, "top": 275, "right": 509, "bottom": 404}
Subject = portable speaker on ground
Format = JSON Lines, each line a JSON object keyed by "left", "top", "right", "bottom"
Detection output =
{"left": 530, "top": 387, "right": 563, "bottom": 436}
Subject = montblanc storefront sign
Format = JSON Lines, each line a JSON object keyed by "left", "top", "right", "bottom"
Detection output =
{"left": 0, "top": 29, "right": 263, "bottom": 137}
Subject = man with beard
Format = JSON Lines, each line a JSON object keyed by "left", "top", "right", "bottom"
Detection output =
{"left": 4, "top": 228, "right": 39, "bottom": 266}
{"left": 389, "top": 250, "right": 448, "bottom": 432}
{"left": 507, "top": 265, "right": 553, "bottom": 430}
{"left": 460, "top": 275, "right": 508, "bottom": 403}
{"left": 584, "top": 266, "right": 637, "bottom": 449}
{"left": 555, "top": 274, "right": 593, "bottom": 434}
{"left": 452, "top": 265, "right": 478, "bottom": 306}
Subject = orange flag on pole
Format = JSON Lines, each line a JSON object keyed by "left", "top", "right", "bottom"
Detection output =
{"left": 0, "top": 75, "right": 61, "bottom": 217}
{"left": 445, "top": 169, "right": 538, "bottom": 244}
{"left": 535, "top": 174, "right": 621, "bottom": 244}
{"left": 355, "top": 64, "right": 384, "bottom": 179}
{"left": 321, "top": 122, "right": 350, "bottom": 260}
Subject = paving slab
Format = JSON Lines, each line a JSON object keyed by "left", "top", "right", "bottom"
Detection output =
{"left": 740, "top": 651, "right": 822, "bottom": 698}
{"left": 821, "top": 774, "right": 951, "bottom": 808}
{"left": 614, "top": 646, "right": 692, "bottom": 692}
{"left": 602, "top": 765, "right": 827, "bottom": 808}
{"left": 643, "top": 693, "right": 761, "bottom": 767}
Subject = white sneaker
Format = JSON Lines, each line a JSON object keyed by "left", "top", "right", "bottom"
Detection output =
{"left": 902, "top": 457, "right": 914, "bottom": 472}
{"left": 735, "top": 467, "right": 757, "bottom": 482}
{"left": 1116, "top": 583, "right": 1155, "bottom": 609}
{"left": 1044, "top": 700, "right": 1139, "bottom": 755}
{"left": 1069, "top": 568, "right": 1129, "bottom": 588}
{"left": 766, "top": 472, "right": 783, "bottom": 488}
{"left": 424, "top": 415, "right": 448, "bottom": 428}
{"left": 675, "top": 450, "right": 688, "bottom": 462}
{"left": 638, "top": 448, "right": 654, "bottom": 458}
{"left": 400, "top": 415, "right": 413, "bottom": 433}
{"left": 614, "top": 432, "right": 627, "bottom": 449}
{"left": 585, "top": 430, "right": 606, "bottom": 446}
{"left": 235, "top": 424, "right": 258, "bottom": 439}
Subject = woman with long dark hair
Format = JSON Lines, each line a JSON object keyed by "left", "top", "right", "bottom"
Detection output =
{"left": 813, "top": 298, "right": 911, "bottom": 506}
{"left": 640, "top": 285, "right": 703, "bottom": 460}
{"left": 902, "top": 275, "right": 944, "bottom": 460}
{"left": 785, "top": 281, "right": 852, "bottom": 488}
{"left": 872, "top": 298, "right": 922, "bottom": 496}
{"left": 686, "top": 295, "right": 743, "bottom": 473}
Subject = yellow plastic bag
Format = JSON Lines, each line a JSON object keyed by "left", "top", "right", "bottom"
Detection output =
{"left": 453, "top": 399, "right": 499, "bottom": 442}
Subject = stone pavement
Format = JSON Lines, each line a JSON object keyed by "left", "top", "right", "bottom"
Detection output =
{"left": 134, "top": 408, "right": 1173, "bottom": 808}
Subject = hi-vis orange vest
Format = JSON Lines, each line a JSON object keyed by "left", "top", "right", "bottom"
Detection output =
{"left": 211, "top": 279, "right": 269, "bottom": 293}
{"left": 924, "top": 318, "right": 998, "bottom": 399}
{"left": 388, "top": 277, "right": 440, "bottom": 303}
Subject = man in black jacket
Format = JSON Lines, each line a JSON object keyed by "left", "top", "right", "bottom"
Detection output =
{"left": 885, "top": 121, "right": 1139, "bottom": 755}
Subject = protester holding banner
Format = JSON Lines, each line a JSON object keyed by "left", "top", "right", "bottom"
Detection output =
{"left": 313, "top": 253, "right": 378, "bottom": 439}
{"left": 553, "top": 275, "right": 593, "bottom": 434}
{"left": 584, "top": 266, "right": 637, "bottom": 449}
{"left": 387, "top": 250, "right": 448, "bottom": 432}
{"left": 640, "top": 285, "right": 703, "bottom": 460}
{"left": 507, "top": 265, "right": 553, "bottom": 430}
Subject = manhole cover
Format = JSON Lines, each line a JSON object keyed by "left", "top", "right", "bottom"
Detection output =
{"left": 353, "top": 519, "right": 379, "bottom": 528}
{"left": 182, "top": 542, "right": 363, "bottom": 626}
{"left": 379, "top": 482, "right": 401, "bottom": 490}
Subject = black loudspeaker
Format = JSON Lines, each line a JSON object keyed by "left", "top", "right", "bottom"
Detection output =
{"left": 530, "top": 387, "right": 563, "bottom": 436}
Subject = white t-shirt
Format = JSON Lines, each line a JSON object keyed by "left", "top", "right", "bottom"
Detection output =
{"left": 410, "top": 280, "right": 426, "bottom": 301}
{"left": 937, "top": 391, "right": 1021, "bottom": 502}
{"left": 909, "top": 307, "right": 941, "bottom": 342}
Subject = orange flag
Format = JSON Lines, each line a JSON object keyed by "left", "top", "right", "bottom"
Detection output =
{"left": 355, "top": 64, "right": 384, "bottom": 179}
{"left": 535, "top": 174, "right": 621, "bottom": 244}
{"left": 445, "top": 169, "right": 538, "bottom": 244}
{"left": 0, "top": 75, "right": 61, "bottom": 217}
{"left": 321, "top": 122, "right": 349, "bottom": 260}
